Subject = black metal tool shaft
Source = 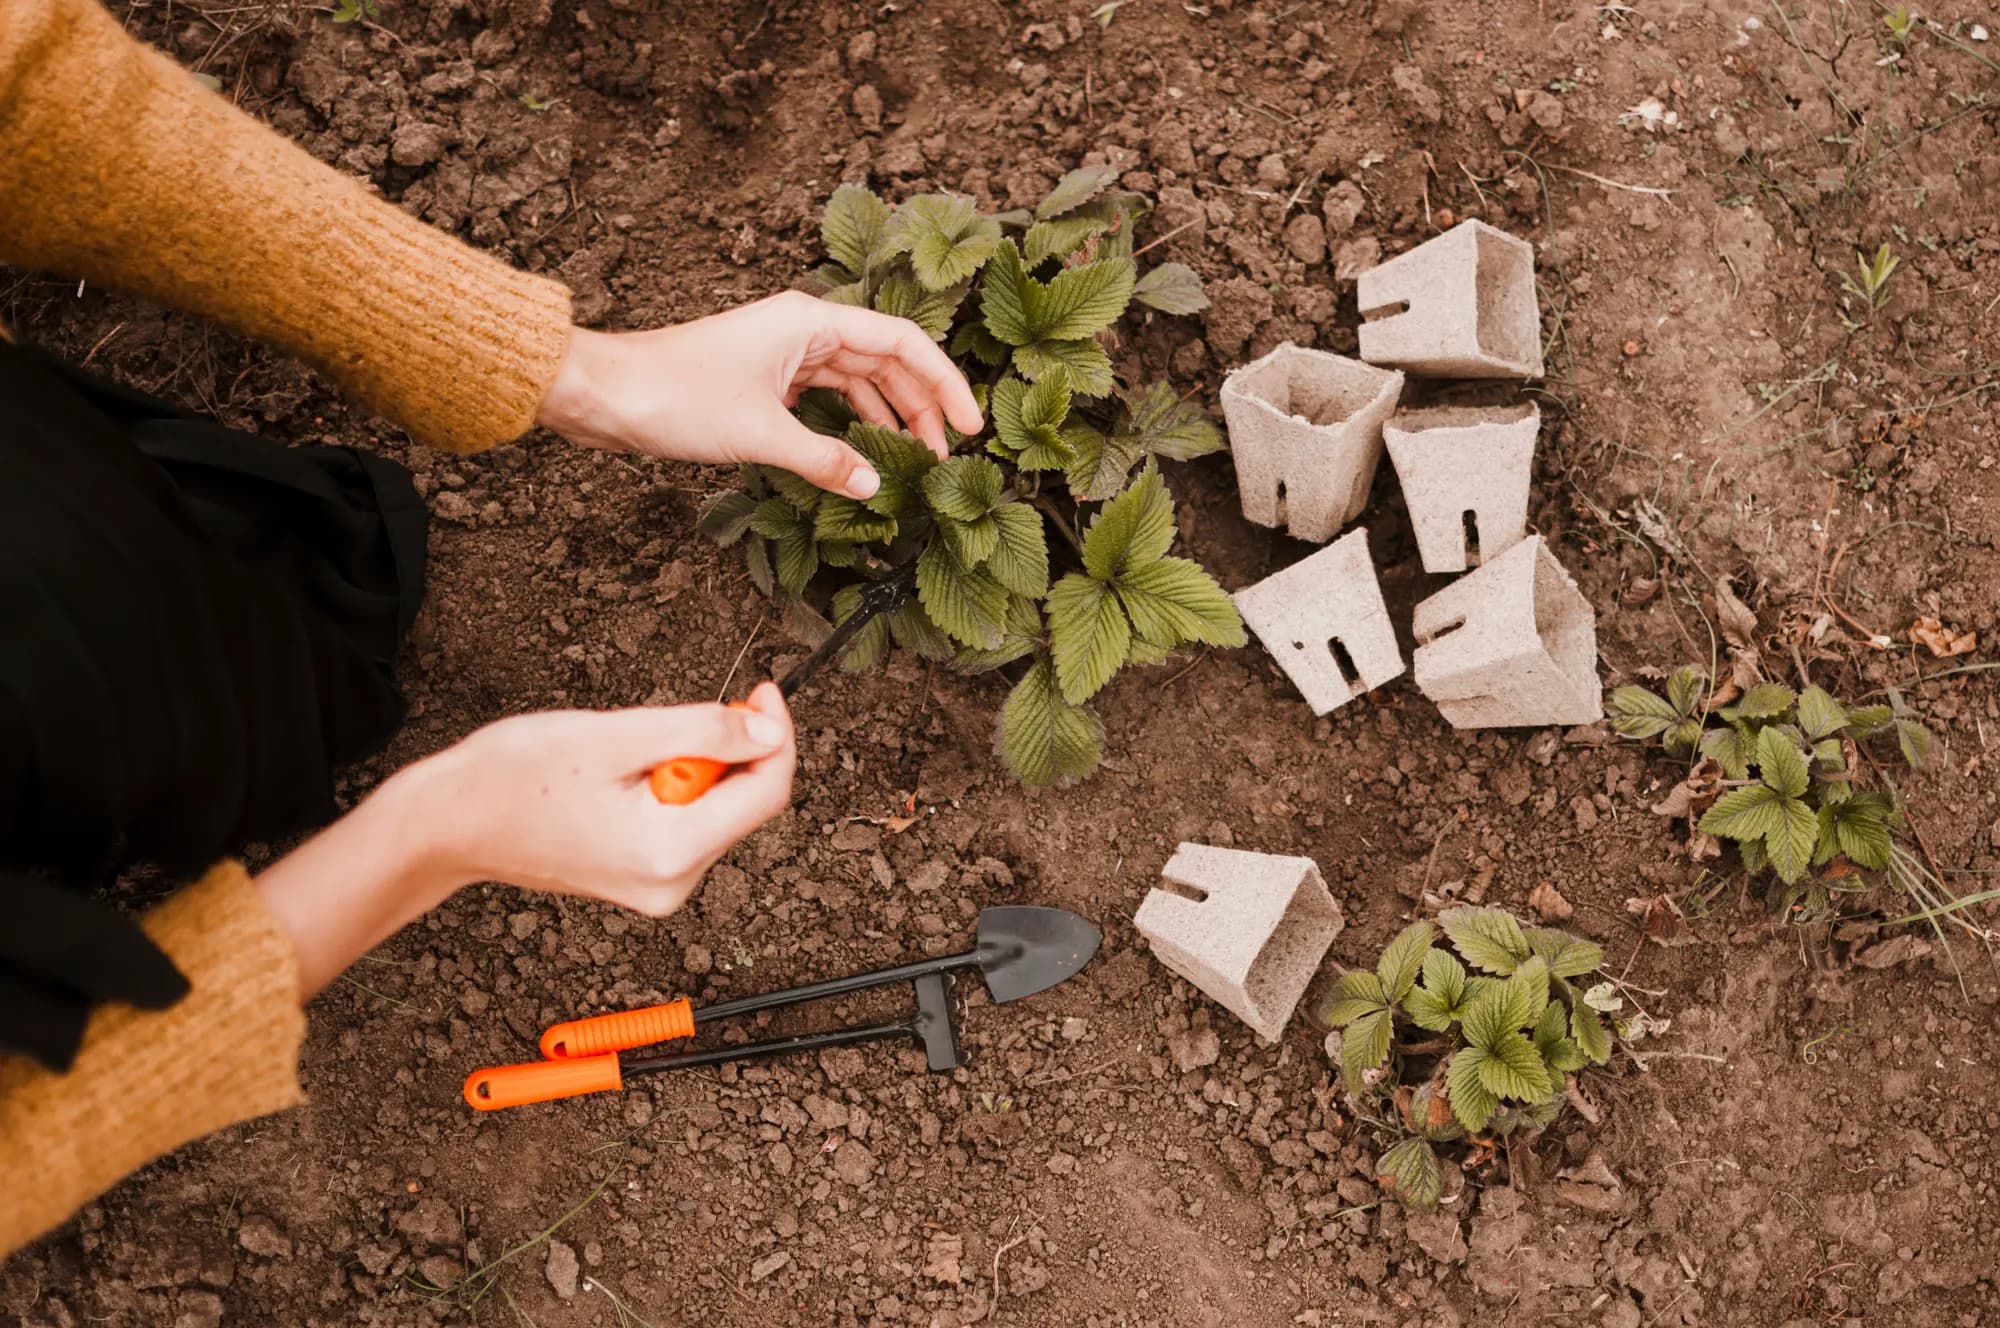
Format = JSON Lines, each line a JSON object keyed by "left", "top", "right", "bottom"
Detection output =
{"left": 774, "top": 563, "right": 916, "bottom": 699}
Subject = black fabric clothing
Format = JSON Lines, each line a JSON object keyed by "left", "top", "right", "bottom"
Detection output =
{"left": 0, "top": 340, "right": 428, "bottom": 1070}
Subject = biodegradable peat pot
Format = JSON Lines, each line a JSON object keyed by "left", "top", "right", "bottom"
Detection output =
{"left": 1384, "top": 401, "right": 1540, "bottom": 574}
{"left": 1232, "top": 527, "right": 1405, "bottom": 716}
{"left": 1412, "top": 535, "right": 1602, "bottom": 729}
{"left": 1135, "top": 843, "right": 1344, "bottom": 1042}
{"left": 1219, "top": 342, "right": 1404, "bottom": 543}
{"left": 1357, "top": 219, "right": 1544, "bottom": 378}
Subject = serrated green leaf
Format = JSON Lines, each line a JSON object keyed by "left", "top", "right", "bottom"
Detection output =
{"left": 1440, "top": 906, "right": 1529, "bottom": 976}
{"left": 951, "top": 317, "right": 1011, "bottom": 367}
{"left": 1014, "top": 337, "right": 1115, "bottom": 397}
{"left": 1763, "top": 796, "right": 1820, "bottom": 883}
{"left": 1116, "top": 380, "right": 1224, "bottom": 461}
{"left": 769, "top": 524, "right": 817, "bottom": 595}
{"left": 822, "top": 183, "right": 892, "bottom": 277}
{"left": 951, "top": 594, "right": 1041, "bottom": 672}
{"left": 873, "top": 270, "right": 967, "bottom": 340}
{"left": 1037, "top": 257, "right": 1136, "bottom": 340}
{"left": 698, "top": 491, "right": 760, "bottom": 546}
{"left": 1049, "top": 574, "right": 1132, "bottom": 704}
{"left": 1570, "top": 1001, "right": 1611, "bottom": 1064}
{"left": 923, "top": 456, "right": 1007, "bottom": 522}
{"left": 1608, "top": 685, "right": 1677, "bottom": 739}
{"left": 796, "top": 388, "right": 859, "bottom": 437}
{"left": 744, "top": 533, "right": 774, "bottom": 596}
{"left": 1895, "top": 718, "right": 1934, "bottom": 771}
{"left": 1700, "top": 784, "right": 1786, "bottom": 841}
{"left": 885, "top": 194, "right": 1002, "bottom": 291}
{"left": 1701, "top": 726, "right": 1751, "bottom": 780}
{"left": 821, "top": 280, "right": 871, "bottom": 307}
{"left": 990, "top": 375, "right": 1071, "bottom": 460}
{"left": 749, "top": 496, "right": 807, "bottom": 541}
{"left": 846, "top": 421, "right": 939, "bottom": 521}
{"left": 814, "top": 495, "right": 898, "bottom": 544}
{"left": 1666, "top": 666, "right": 1708, "bottom": 717}
{"left": 1024, "top": 200, "right": 1124, "bottom": 265}
{"left": 1375, "top": 1137, "right": 1444, "bottom": 1211}
{"left": 1373, "top": 921, "right": 1435, "bottom": 1002}
{"left": 1844, "top": 704, "right": 1894, "bottom": 736}
{"left": 1666, "top": 717, "right": 1704, "bottom": 756}
{"left": 1402, "top": 987, "right": 1455, "bottom": 1033}
{"left": 1421, "top": 946, "right": 1468, "bottom": 1007}
{"left": 1340, "top": 1008, "right": 1394, "bottom": 1096}
{"left": 1758, "top": 727, "right": 1810, "bottom": 799}
{"left": 1524, "top": 927, "right": 1604, "bottom": 979}
{"left": 1131, "top": 261, "right": 1209, "bottom": 315}
{"left": 888, "top": 598, "right": 955, "bottom": 660}
{"left": 1113, "top": 557, "right": 1246, "bottom": 649}
{"left": 1016, "top": 425, "right": 1080, "bottom": 472}
{"left": 755, "top": 466, "right": 827, "bottom": 513}
{"left": 1038, "top": 163, "right": 1121, "bottom": 219}
{"left": 1063, "top": 425, "right": 1146, "bottom": 500}
{"left": 1082, "top": 465, "right": 1175, "bottom": 581}
{"left": 997, "top": 655, "right": 1103, "bottom": 786}
{"left": 1489, "top": 956, "right": 1548, "bottom": 1034}
{"left": 980, "top": 239, "right": 1037, "bottom": 346}
{"left": 1738, "top": 831, "right": 1769, "bottom": 875}
{"left": 1446, "top": 1048, "right": 1499, "bottom": 1134}
{"left": 1477, "top": 1031, "right": 1554, "bottom": 1102}
{"left": 986, "top": 503, "right": 1050, "bottom": 598}
{"left": 831, "top": 584, "right": 893, "bottom": 674}
{"left": 935, "top": 512, "right": 1000, "bottom": 568}
{"left": 1831, "top": 803, "right": 1894, "bottom": 870}
{"left": 1532, "top": 999, "right": 1569, "bottom": 1052}
{"left": 1736, "top": 682, "right": 1797, "bottom": 718}
{"left": 1796, "top": 686, "right": 1847, "bottom": 739}
{"left": 917, "top": 541, "right": 1008, "bottom": 648}
{"left": 817, "top": 539, "right": 860, "bottom": 569}
{"left": 1322, "top": 970, "right": 1389, "bottom": 1027}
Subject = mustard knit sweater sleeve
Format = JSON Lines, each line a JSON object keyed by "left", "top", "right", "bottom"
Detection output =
{"left": 0, "top": 0, "right": 574, "bottom": 452}
{"left": 0, "top": 864, "right": 307, "bottom": 1255}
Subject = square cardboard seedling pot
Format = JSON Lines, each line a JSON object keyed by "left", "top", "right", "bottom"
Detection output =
{"left": 1135, "top": 843, "right": 1343, "bottom": 1041}
{"left": 1357, "top": 220, "right": 1544, "bottom": 378}
{"left": 1412, "top": 534, "right": 1602, "bottom": 728}
{"left": 1220, "top": 342, "right": 1404, "bottom": 543}
{"left": 1233, "top": 527, "right": 1405, "bottom": 716}
{"left": 1384, "top": 402, "right": 1539, "bottom": 574}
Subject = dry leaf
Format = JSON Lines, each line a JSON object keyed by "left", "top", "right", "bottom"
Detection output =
{"left": 1909, "top": 615, "right": 1977, "bottom": 658}
{"left": 1649, "top": 758, "right": 1722, "bottom": 819}
{"left": 1626, "top": 893, "right": 1695, "bottom": 946}
{"left": 1853, "top": 933, "right": 1933, "bottom": 970}
{"left": 1712, "top": 578, "right": 1759, "bottom": 648}
{"left": 922, "top": 1232, "right": 965, "bottom": 1285}
{"left": 1527, "top": 881, "right": 1574, "bottom": 922}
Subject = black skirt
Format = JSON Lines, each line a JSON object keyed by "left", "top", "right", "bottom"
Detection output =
{"left": 0, "top": 339, "right": 428, "bottom": 1070}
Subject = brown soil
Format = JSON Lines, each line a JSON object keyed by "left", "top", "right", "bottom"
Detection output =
{"left": 5, "top": 1, "right": 2000, "bottom": 1325}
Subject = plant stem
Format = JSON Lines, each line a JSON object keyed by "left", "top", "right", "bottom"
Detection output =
{"left": 1032, "top": 492, "right": 1085, "bottom": 556}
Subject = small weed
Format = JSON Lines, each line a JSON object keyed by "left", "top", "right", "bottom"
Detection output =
{"left": 519, "top": 92, "right": 556, "bottom": 112}
{"left": 1319, "top": 910, "right": 1621, "bottom": 1210}
{"left": 330, "top": 0, "right": 380, "bottom": 23}
{"left": 1838, "top": 243, "right": 1900, "bottom": 325}
{"left": 977, "top": 1091, "right": 1015, "bottom": 1113}
{"left": 1090, "top": 0, "right": 1134, "bottom": 27}
{"left": 1882, "top": 5, "right": 1919, "bottom": 44}
{"left": 1848, "top": 461, "right": 1876, "bottom": 492}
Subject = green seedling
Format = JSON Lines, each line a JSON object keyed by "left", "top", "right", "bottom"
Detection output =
{"left": 1882, "top": 5, "right": 1919, "bottom": 44}
{"left": 1609, "top": 667, "right": 1934, "bottom": 919}
{"left": 700, "top": 171, "right": 1241, "bottom": 786}
{"left": 1320, "top": 910, "right": 1619, "bottom": 1211}
{"left": 1839, "top": 242, "right": 1901, "bottom": 321}
{"left": 330, "top": 0, "right": 380, "bottom": 23}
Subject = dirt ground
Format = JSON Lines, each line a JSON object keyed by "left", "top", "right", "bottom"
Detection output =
{"left": 6, "top": 0, "right": 2000, "bottom": 1324}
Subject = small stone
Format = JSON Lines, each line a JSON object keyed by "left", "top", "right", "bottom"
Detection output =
{"left": 851, "top": 83, "right": 883, "bottom": 133}
{"left": 389, "top": 121, "right": 449, "bottom": 168}
{"left": 1322, "top": 179, "right": 1366, "bottom": 235}
{"left": 1332, "top": 235, "right": 1380, "bottom": 282}
{"left": 1167, "top": 1024, "right": 1221, "bottom": 1072}
{"left": 236, "top": 1216, "right": 291, "bottom": 1259}
{"left": 1047, "top": 1152, "right": 1078, "bottom": 1175}
{"left": 1282, "top": 213, "right": 1327, "bottom": 264}
{"left": 1060, "top": 1017, "right": 1088, "bottom": 1041}
{"left": 684, "top": 943, "right": 713, "bottom": 975}
{"left": 749, "top": 1250, "right": 792, "bottom": 1282}
{"left": 545, "top": 1239, "right": 580, "bottom": 1300}
{"left": 174, "top": 1290, "right": 225, "bottom": 1328}
{"left": 1255, "top": 153, "right": 1289, "bottom": 188}
{"left": 831, "top": 1139, "right": 878, "bottom": 1186}
{"left": 769, "top": 1141, "right": 795, "bottom": 1176}
{"left": 1527, "top": 881, "right": 1574, "bottom": 922}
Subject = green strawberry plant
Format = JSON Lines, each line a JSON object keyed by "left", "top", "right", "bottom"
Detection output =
{"left": 1607, "top": 667, "right": 1934, "bottom": 918}
{"left": 699, "top": 168, "right": 1244, "bottom": 785}
{"left": 1320, "top": 908, "right": 1619, "bottom": 1211}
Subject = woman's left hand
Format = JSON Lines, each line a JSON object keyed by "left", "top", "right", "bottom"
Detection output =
{"left": 534, "top": 292, "right": 984, "bottom": 502}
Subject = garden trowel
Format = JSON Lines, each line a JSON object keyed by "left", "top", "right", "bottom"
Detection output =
{"left": 463, "top": 905, "right": 1100, "bottom": 1110}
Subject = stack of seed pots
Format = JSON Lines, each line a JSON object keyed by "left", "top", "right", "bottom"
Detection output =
{"left": 1222, "top": 219, "right": 1602, "bottom": 730}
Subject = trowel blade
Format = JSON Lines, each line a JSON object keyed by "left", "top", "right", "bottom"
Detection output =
{"left": 974, "top": 906, "right": 1101, "bottom": 1004}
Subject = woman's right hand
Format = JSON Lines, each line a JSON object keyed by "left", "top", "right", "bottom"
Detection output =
{"left": 413, "top": 682, "right": 797, "bottom": 917}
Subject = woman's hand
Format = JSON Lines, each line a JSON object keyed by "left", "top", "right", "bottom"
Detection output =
{"left": 533, "top": 292, "right": 984, "bottom": 501}
{"left": 255, "top": 685, "right": 796, "bottom": 997}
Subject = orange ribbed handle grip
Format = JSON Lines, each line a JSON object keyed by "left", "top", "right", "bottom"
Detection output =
{"left": 540, "top": 998, "right": 695, "bottom": 1059}
{"left": 647, "top": 703, "right": 756, "bottom": 805}
{"left": 463, "top": 1054, "right": 623, "bottom": 1110}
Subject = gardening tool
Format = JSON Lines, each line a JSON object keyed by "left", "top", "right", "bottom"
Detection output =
{"left": 648, "top": 564, "right": 917, "bottom": 805}
{"left": 461, "top": 905, "right": 1101, "bottom": 1110}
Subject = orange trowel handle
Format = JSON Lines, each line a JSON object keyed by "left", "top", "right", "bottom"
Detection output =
{"left": 647, "top": 703, "right": 757, "bottom": 805}
{"left": 463, "top": 1054, "right": 622, "bottom": 1110}
{"left": 540, "top": 998, "right": 695, "bottom": 1059}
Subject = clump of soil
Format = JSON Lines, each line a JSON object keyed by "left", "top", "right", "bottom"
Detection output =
{"left": 4, "top": 1, "right": 1996, "bottom": 1325}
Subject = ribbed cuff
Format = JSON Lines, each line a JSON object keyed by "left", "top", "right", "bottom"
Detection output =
{"left": 0, "top": 862, "right": 305, "bottom": 1256}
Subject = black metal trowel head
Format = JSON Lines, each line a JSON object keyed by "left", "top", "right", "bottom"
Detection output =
{"left": 972, "top": 906, "right": 1102, "bottom": 1005}
{"left": 908, "top": 972, "right": 964, "bottom": 1072}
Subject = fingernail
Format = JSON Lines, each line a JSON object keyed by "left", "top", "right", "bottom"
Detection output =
{"left": 744, "top": 714, "right": 786, "bottom": 747}
{"left": 847, "top": 466, "right": 881, "bottom": 500}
